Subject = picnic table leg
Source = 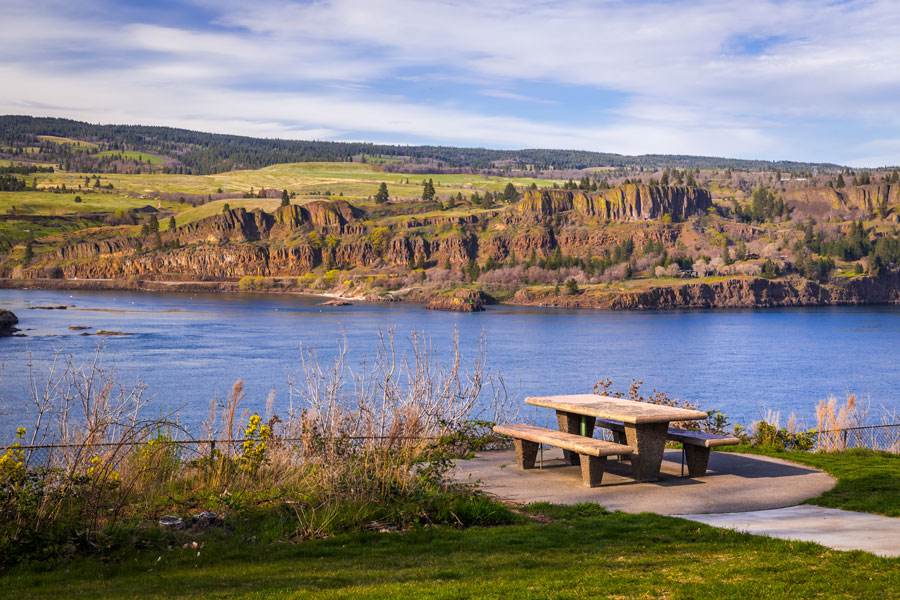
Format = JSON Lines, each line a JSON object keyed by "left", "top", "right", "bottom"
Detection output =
{"left": 514, "top": 439, "right": 539, "bottom": 470}
{"left": 610, "top": 430, "right": 630, "bottom": 462}
{"left": 623, "top": 422, "right": 668, "bottom": 482}
{"left": 579, "top": 454, "right": 607, "bottom": 488}
{"left": 683, "top": 445, "right": 711, "bottom": 477}
{"left": 555, "top": 411, "right": 596, "bottom": 466}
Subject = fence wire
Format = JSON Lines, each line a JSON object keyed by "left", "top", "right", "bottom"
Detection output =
{"left": 6, "top": 424, "right": 900, "bottom": 469}
{"left": 9, "top": 435, "right": 439, "bottom": 473}
{"left": 814, "top": 423, "right": 900, "bottom": 453}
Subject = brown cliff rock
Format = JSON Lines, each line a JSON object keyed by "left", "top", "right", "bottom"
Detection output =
{"left": 512, "top": 274, "right": 900, "bottom": 310}
{"left": 57, "top": 238, "right": 138, "bottom": 261}
{"left": 177, "top": 208, "right": 275, "bottom": 244}
{"left": 304, "top": 199, "right": 359, "bottom": 227}
{"left": 516, "top": 185, "right": 711, "bottom": 221}
{"left": 783, "top": 184, "right": 900, "bottom": 218}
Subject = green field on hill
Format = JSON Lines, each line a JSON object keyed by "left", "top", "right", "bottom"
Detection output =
{"left": 5, "top": 162, "right": 553, "bottom": 216}
{"left": 0, "top": 191, "right": 181, "bottom": 216}
{"left": 37, "top": 135, "right": 99, "bottom": 149}
{"left": 96, "top": 150, "right": 165, "bottom": 164}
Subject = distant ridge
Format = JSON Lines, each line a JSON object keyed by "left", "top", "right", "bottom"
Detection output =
{"left": 0, "top": 115, "right": 845, "bottom": 176}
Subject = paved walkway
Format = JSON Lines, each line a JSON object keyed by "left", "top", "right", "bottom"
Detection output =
{"left": 453, "top": 448, "right": 900, "bottom": 556}
{"left": 452, "top": 448, "right": 835, "bottom": 514}
{"left": 679, "top": 505, "right": 900, "bottom": 557}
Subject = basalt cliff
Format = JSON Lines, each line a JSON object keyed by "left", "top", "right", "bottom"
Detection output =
{"left": 6, "top": 180, "right": 900, "bottom": 311}
{"left": 7, "top": 186, "right": 711, "bottom": 282}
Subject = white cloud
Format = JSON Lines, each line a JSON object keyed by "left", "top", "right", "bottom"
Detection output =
{"left": 1, "top": 0, "right": 900, "bottom": 164}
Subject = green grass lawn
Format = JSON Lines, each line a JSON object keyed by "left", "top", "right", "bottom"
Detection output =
{"left": 5, "top": 506, "right": 898, "bottom": 599}
{"left": 5, "top": 448, "right": 900, "bottom": 599}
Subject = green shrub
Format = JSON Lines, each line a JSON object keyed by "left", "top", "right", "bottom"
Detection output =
{"left": 753, "top": 421, "right": 817, "bottom": 451}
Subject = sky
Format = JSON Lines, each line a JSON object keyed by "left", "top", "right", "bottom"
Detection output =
{"left": 2, "top": 0, "right": 900, "bottom": 167}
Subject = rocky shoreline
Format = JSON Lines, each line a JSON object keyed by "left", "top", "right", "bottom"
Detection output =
{"left": 3, "top": 274, "right": 900, "bottom": 312}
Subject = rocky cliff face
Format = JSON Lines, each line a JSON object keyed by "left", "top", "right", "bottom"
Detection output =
{"left": 515, "top": 185, "right": 712, "bottom": 221}
{"left": 177, "top": 208, "right": 275, "bottom": 244}
{"left": 511, "top": 274, "right": 900, "bottom": 310}
{"left": 783, "top": 184, "right": 900, "bottom": 218}
{"left": 174, "top": 200, "right": 362, "bottom": 245}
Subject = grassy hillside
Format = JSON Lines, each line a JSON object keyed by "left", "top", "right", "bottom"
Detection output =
{"left": 97, "top": 150, "right": 164, "bottom": 164}
{"left": 11, "top": 162, "right": 553, "bottom": 208}
{"left": 37, "top": 135, "right": 98, "bottom": 149}
{"left": 0, "top": 191, "right": 180, "bottom": 216}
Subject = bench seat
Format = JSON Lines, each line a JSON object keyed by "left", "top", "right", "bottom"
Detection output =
{"left": 494, "top": 423, "right": 633, "bottom": 488}
{"left": 594, "top": 418, "right": 740, "bottom": 477}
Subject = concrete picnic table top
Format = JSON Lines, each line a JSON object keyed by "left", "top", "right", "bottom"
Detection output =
{"left": 526, "top": 394, "right": 708, "bottom": 424}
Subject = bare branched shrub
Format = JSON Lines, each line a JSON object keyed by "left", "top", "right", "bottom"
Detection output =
{"left": 733, "top": 262, "right": 762, "bottom": 276}
{"left": 3, "top": 347, "right": 170, "bottom": 545}
{"left": 592, "top": 378, "right": 726, "bottom": 433}
{"left": 2, "top": 331, "right": 516, "bottom": 560}
{"left": 427, "top": 268, "right": 464, "bottom": 284}
{"left": 600, "top": 263, "right": 630, "bottom": 283}
{"left": 477, "top": 265, "right": 525, "bottom": 287}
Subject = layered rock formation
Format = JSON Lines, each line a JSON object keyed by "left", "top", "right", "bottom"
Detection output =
{"left": 515, "top": 185, "right": 712, "bottom": 221}
{"left": 783, "top": 184, "right": 900, "bottom": 218}
{"left": 512, "top": 274, "right": 900, "bottom": 310}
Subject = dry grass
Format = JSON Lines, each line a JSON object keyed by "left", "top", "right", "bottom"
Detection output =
{"left": 816, "top": 394, "right": 868, "bottom": 452}
{"left": 1, "top": 330, "right": 514, "bottom": 559}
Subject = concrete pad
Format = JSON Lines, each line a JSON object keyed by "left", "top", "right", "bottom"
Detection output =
{"left": 451, "top": 448, "right": 835, "bottom": 515}
{"left": 678, "top": 505, "right": 900, "bottom": 557}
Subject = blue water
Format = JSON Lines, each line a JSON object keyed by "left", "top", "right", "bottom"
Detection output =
{"left": 1, "top": 288, "right": 898, "bottom": 439}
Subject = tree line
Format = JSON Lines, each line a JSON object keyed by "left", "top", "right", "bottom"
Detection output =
{"left": 0, "top": 116, "right": 847, "bottom": 177}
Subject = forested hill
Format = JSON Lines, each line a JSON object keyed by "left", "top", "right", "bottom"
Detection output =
{"left": 0, "top": 115, "right": 843, "bottom": 176}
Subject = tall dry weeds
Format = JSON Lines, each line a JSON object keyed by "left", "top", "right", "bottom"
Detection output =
{"left": 2, "top": 330, "right": 514, "bottom": 552}
{"left": 816, "top": 394, "right": 869, "bottom": 452}
{"left": 279, "top": 328, "right": 512, "bottom": 507}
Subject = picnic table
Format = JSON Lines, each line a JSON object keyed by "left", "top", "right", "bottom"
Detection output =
{"left": 526, "top": 394, "right": 708, "bottom": 482}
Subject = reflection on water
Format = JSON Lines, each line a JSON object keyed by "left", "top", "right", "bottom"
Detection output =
{"left": 1, "top": 288, "right": 899, "bottom": 438}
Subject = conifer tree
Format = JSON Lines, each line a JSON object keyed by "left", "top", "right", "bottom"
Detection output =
{"left": 374, "top": 182, "right": 389, "bottom": 204}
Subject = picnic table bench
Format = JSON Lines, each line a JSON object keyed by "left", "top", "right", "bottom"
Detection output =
{"left": 595, "top": 418, "right": 741, "bottom": 476}
{"left": 493, "top": 423, "right": 632, "bottom": 487}
{"left": 525, "top": 394, "right": 709, "bottom": 482}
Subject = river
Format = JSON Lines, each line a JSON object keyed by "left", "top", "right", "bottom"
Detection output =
{"left": 1, "top": 288, "right": 898, "bottom": 440}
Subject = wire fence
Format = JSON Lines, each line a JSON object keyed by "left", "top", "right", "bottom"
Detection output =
{"left": 6, "top": 423, "right": 900, "bottom": 468}
{"left": 815, "top": 423, "right": 900, "bottom": 453}
{"left": 9, "top": 435, "right": 442, "bottom": 473}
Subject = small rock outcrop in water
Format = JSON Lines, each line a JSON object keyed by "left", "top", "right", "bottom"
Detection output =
{"left": 0, "top": 309, "right": 18, "bottom": 336}
{"left": 425, "top": 289, "right": 488, "bottom": 312}
{"left": 320, "top": 299, "right": 352, "bottom": 307}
